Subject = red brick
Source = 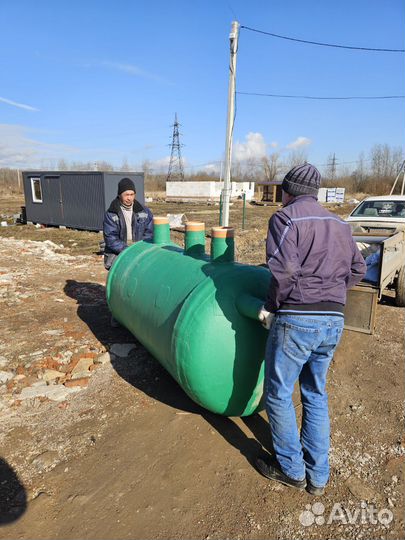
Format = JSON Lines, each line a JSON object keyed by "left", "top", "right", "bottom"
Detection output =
{"left": 58, "top": 401, "right": 69, "bottom": 409}
{"left": 20, "top": 376, "right": 39, "bottom": 389}
{"left": 65, "top": 355, "right": 81, "bottom": 373}
{"left": 6, "top": 380, "right": 16, "bottom": 392}
{"left": 64, "top": 377, "right": 89, "bottom": 388}
{"left": 79, "top": 352, "right": 97, "bottom": 360}
{"left": 44, "top": 358, "right": 60, "bottom": 370}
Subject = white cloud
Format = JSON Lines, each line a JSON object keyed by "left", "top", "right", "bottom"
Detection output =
{"left": 148, "top": 155, "right": 189, "bottom": 173}
{"left": 100, "top": 61, "right": 170, "bottom": 84}
{"left": 201, "top": 163, "right": 221, "bottom": 173}
{"left": 0, "top": 96, "right": 39, "bottom": 112}
{"left": 286, "top": 136, "right": 312, "bottom": 150}
{"left": 233, "top": 132, "right": 267, "bottom": 161}
{"left": 0, "top": 124, "right": 78, "bottom": 167}
{"left": 150, "top": 156, "right": 171, "bottom": 171}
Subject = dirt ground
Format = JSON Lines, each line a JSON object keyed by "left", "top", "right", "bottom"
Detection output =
{"left": 0, "top": 195, "right": 404, "bottom": 540}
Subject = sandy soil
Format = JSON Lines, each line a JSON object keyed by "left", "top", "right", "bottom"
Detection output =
{"left": 0, "top": 196, "right": 403, "bottom": 539}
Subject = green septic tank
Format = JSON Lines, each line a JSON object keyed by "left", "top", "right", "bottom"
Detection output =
{"left": 106, "top": 217, "right": 271, "bottom": 416}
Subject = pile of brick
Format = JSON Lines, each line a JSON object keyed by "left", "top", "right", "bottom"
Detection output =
{"left": 0, "top": 349, "right": 110, "bottom": 408}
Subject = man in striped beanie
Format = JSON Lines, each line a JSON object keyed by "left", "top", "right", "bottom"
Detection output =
{"left": 256, "top": 163, "right": 366, "bottom": 496}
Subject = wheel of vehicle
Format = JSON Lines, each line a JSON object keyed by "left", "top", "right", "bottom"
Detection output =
{"left": 395, "top": 265, "right": 405, "bottom": 307}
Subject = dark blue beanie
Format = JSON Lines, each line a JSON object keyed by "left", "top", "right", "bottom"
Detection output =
{"left": 282, "top": 163, "right": 321, "bottom": 196}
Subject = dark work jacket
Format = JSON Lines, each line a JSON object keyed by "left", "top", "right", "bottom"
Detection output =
{"left": 265, "top": 195, "right": 366, "bottom": 314}
{"left": 103, "top": 198, "right": 153, "bottom": 255}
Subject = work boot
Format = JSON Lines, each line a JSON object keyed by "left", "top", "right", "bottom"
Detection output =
{"left": 256, "top": 457, "right": 307, "bottom": 491}
{"left": 306, "top": 482, "right": 325, "bottom": 496}
{"left": 110, "top": 315, "right": 121, "bottom": 328}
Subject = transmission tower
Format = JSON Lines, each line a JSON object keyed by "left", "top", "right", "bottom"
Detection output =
{"left": 166, "top": 113, "right": 185, "bottom": 182}
{"left": 327, "top": 152, "right": 338, "bottom": 181}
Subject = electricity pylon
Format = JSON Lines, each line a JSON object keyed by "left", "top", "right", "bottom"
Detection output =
{"left": 166, "top": 113, "right": 185, "bottom": 182}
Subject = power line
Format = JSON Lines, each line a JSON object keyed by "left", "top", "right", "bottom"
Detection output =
{"left": 240, "top": 25, "right": 405, "bottom": 53}
{"left": 237, "top": 91, "right": 405, "bottom": 100}
{"left": 226, "top": 1, "right": 238, "bottom": 20}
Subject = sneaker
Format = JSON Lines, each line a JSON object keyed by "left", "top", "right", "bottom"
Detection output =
{"left": 306, "top": 482, "right": 325, "bottom": 496}
{"left": 256, "top": 457, "right": 306, "bottom": 491}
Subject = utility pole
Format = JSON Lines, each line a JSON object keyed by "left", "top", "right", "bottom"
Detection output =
{"left": 390, "top": 159, "right": 405, "bottom": 195}
{"left": 221, "top": 20, "right": 240, "bottom": 226}
{"left": 166, "top": 113, "right": 185, "bottom": 182}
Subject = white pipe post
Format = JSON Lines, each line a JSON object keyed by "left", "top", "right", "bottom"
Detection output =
{"left": 221, "top": 21, "right": 239, "bottom": 227}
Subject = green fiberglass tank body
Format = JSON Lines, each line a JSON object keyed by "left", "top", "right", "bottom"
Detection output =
{"left": 106, "top": 219, "right": 271, "bottom": 416}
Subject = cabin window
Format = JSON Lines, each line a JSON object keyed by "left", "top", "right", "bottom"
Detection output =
{"left": 31, "top": 177, "right": 43, "bottom": 203}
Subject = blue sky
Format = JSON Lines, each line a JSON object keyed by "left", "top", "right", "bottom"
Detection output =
{"left": 0, "top": 0, "right": 404, "bottom": 174}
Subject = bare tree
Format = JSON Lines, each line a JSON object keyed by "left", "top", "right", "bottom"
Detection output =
{"left": 370, "top": 144, "right": 399, "bottom": 179}
{"left": 57, "top": 158, "right": 69, "bottom": 170}
{"left": 286, "top": 149, "right": 308, "bottom": 169}
{"left": 261, "top": 153, "right": 281, "bottom": 182}
{"left": 120, "top": 157, "right": 131, "bottom": 171}
{"left": 351, "top": 151, "right": 368, "bottom": 192}
{"left": 231, "top": 160, "right": 243, "bottom": 182}
{"left": 243, "top": 157, "right": 261, "bottom": 182}
{"left": 94, "top": 160, "right": 114, "bottom": 171}
{"left": 142, "top": 159, "right": 152, "bottom": 181}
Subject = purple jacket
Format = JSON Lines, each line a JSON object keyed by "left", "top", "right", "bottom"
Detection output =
{"left": 265, "top": 195, "right": 366, "bottom": 314}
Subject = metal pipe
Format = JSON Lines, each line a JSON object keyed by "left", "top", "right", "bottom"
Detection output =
{"left": 219, "top": 191, "right": 223, "bottom": 225}
{"left": 221, "top": 21, "right": 240, "bottom": 227}
{"left": 242, "top": 192, "right": 246, "bottom": 230}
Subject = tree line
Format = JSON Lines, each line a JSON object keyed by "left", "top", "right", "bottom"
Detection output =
{"left": 0, "top": 144, "right": 403, "bottom": 196}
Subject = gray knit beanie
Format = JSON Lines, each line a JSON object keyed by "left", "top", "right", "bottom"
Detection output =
{"left": 282, "top": 163, "right": 321, "bottom": 196}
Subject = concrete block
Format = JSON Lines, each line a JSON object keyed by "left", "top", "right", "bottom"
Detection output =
{"left": 109, "top": 343, "right": 137, "bottom": 357}
{"left": 42, "top": 369, "right": 64, "bottom": 382}
{"left": 70, "top": 358, "right": 93, "bottom": 378}
{"left": 94, "top": 352, "right": 111, "bottom": 365}
{"left": 19, "top": 384, "right": 80, "bottom": 401}
{"left": 0, "top": 371, "right": 14, "bottom": 384}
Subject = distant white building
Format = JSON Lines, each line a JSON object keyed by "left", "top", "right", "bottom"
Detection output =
{"left": 166, "top": 181, "right": 255, "bottom": 202}
{"left": 318, "top": 187, "right": 345, "bottom": 203}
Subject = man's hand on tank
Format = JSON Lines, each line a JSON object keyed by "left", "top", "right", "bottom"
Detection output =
{"left": 258, "top": 306, "right": 274, "bottom": 330}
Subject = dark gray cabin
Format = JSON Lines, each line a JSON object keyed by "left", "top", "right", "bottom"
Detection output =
{"left": 22, "top": 171, "right": 145, "bottom": 231}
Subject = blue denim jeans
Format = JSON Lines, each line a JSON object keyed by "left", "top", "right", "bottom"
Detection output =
{"left": 264, "top": 314, "right": 344, "bottom": 487}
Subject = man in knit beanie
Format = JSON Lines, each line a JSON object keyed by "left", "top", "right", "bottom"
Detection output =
{"left": 256, "top": 163, "right": 366, "bottom": 496}
{"left": 103, "top": 177, "right": 153, "bottom": 271}
{"left": 103, "top": 177, "right": 153, "bottom": 326}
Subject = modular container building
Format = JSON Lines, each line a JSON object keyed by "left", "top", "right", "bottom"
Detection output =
{"left": 22, "top": 171, "right": 145, "bottom": 231}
